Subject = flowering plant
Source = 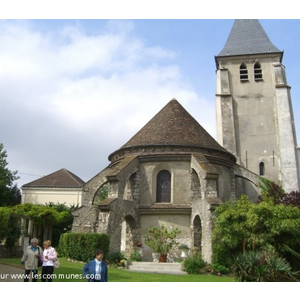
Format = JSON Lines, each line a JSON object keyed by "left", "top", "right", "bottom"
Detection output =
{"left": 129, "top": 250, "right": 142, "bottom": 261}
{"left": 205, "top": 263, "right": 229, "bottom": 276}
{"left": 206, "top": 265, "right": 221, "bottom": 276}
{"left": 144, "top": 225, "right": 181, "bottom": 255}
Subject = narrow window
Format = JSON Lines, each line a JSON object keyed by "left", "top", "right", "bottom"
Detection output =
{"left": 240, "top": 63, "right": 248, "bottom": 81}
{"left": 259, "top": 162, "right": 265, "bottom": 176}
{"left": 254, "top": 62, "right": 263, "bottom": 80}
{"left": 156, "top": 170, "right": 171, "bottom": 202}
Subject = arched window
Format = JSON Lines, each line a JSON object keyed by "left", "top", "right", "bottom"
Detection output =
{"left": 259, "top": 162, "right": 265, "bottom": 176}
{"left": 240, "top": 63, "right": 248, "bottom": 81}
{"left": 156, "top": 170, "right": 171, "bottom": 202}
{"left": 254, "top": 62, "right": 263, "bottom": 80}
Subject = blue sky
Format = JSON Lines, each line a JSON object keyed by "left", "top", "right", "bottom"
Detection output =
{"left": 1, "top": 17, "right": 300, "bottom": 189}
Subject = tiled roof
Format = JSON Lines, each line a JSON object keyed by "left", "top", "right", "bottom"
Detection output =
{"left": 22, "top": 168, "right": 85, "bottom": 188}
{"left": 217, "top": 19, "right": 282, "bottom": 58}
{"left": 120, "top": 99, "right": 225, "bottom": 151}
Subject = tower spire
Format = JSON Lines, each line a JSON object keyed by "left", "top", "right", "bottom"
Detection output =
{"left": 217, "top": 20, "right": 282, "bottom": 59}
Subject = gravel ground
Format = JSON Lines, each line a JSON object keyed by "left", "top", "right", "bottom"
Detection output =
{"left": 0, "top": 263, "right": 26, "bottom": 282}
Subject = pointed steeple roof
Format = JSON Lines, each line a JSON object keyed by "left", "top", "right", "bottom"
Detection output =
{"left": 22, "top": 168, "right": 85, "bottom": 188}
{"left": 217, "top": 19, "right": 282, "bottom": 59}
{"left": 109, "top": 99, "right": 236, "bottom": 164}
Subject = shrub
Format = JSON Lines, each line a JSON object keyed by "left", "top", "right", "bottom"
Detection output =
{"left": 232, "top": 249, "right": 300, "bottom": 282}
{"left": 129, "top": 250, "right": 142, "bottom": 262}
{"left": 182, "top": 252, "right": 205, "bottom": 274}
{"left": 58, "top": 232, "right": 109, "bottom": 262}
{"left": 206, "top": 263, "right": 229, "bottom": 276}
{"left": 212, "top": 193, "right": 300, "bottom": 269}
{"left": 107, "top": 251, "right": 127, "bottom": 267}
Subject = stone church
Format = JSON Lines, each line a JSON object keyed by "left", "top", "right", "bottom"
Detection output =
{"left": 71, "top": 20, "right": 300, "bottom": 263}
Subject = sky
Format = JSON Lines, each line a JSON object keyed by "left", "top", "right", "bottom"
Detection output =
{"left": 1, "top": 14, "right": 300, "bottom": 190}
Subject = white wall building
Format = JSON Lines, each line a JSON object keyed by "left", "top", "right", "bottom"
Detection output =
{"left": 21, "top": 168, "right": 85, "bottom": 207}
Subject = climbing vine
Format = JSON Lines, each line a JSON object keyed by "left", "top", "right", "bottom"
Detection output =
{"left": 11, "top": 203, "right": 69, "bottom": 225}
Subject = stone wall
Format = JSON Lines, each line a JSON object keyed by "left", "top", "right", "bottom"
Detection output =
{"left": 71, "top": 152, "right": 260, "bottom": 263}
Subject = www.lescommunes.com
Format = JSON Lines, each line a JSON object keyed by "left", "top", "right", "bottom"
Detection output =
{"left": 1, "top": 273, "right": 83, "bottom": 280}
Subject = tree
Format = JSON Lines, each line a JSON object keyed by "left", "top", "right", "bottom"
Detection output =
{"left": 0, "top": 143, "right": 21, "bottom": 206}
{"left": 45, "top": 202, "right": 76, "bottom": 246}
{"left": 258, "top": 177, "right": 300, "bottom": 210}
{"left": 212, "top": 194, "right": 300, "bottom": 269}
{"left": 278, "top": 191, "right": 300, "bottom": 210}
{"left": 0, "top": 203, "right": 72, "bottom": 256}
{"left": 0, "top": 206, "right": 11, "bottom": 243}
{"left": 0, "top": 207, "right": 21, "bottom": 256}
{"left": 5, "top": 213, "right": 21, "bottom": 255}
{"left": 258, "top": 177, "right": 285, "bottom": 202}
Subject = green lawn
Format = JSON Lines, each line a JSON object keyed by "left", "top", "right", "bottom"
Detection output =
{"left": 0, "top": 257, "right": 236, "bottom": 282}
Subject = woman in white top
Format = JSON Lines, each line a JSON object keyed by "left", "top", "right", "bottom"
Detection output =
{"left": 41, "top": 240, "right": 57, "bottom": 282}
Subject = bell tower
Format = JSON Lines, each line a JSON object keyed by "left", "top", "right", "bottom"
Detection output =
{"left": 215, "top": 19, "right": 299, "bottom": 192}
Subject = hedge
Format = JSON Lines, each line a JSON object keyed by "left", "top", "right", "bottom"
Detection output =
{"left": 58, "top": 232, "right": 110, "bottom": 262}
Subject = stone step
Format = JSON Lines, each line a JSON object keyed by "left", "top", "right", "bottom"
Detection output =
{"left": 127, "top": 261, "right": 187, "bottom": 275}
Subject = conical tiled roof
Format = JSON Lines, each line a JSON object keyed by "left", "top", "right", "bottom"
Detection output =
{"left": 217, "top": 19, "right": 282, "bottom": 58}
{"left": 22, "top": 168, "right": 85, "bottom": 188}
{"left": 123, "top": 99, "right": 224, "bottom": 149}
{"left": 109, "top": 99, "right": 235, "bottom": 164}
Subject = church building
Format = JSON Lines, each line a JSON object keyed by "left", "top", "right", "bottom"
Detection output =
{"left": 71, "top": 20, "right": 300, "bottom": 262}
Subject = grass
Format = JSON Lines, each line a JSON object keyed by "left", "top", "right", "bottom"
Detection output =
{"left": 0, "top": 257, "right": 236, "bottom": 282}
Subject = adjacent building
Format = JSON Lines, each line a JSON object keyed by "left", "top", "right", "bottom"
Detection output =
{"left": 22, "top": 168, "right": 85, "bottom": 207}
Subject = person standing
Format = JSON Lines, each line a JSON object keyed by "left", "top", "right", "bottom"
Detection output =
{"left": 41, "top": 240, "right": 57, "bottom": 282}
{"left": 21, "top": 237, "right": 42, "bottom": 282}
{"left": 83, "top": 250, "right": 108, "bottom": 282}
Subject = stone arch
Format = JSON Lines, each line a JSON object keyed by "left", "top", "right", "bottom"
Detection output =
{"left": 234, "top": 165, "right": 261, "bottom": 201}
{"left": 190, "top": 168, "right": 201, "bottom": 202}
{"left": 83, "top": 169, "right": 112, "bottom": 205}
{"left": 93, "top": 181, "right": 109, "bottom": 205}
{"left": 192, "top": 215, "right": 202, "bottom": 251}
{"left": 234, "top": 164, "right": 260, "bottom": 187}
{"left": 123, "top": 172, "right": 140, "bottom": 202}
{"left": 120, "top": 214, "right": 140, "bottom": 258}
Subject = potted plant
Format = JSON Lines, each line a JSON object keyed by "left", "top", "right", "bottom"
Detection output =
{"left": 144, "top": 224, "right": 181, "bottom": 262}
{"left": 178, "top": 244, "right": 189, "bottom": 258}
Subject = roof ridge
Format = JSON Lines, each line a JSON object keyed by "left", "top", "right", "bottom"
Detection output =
{"left": 22, "top": 168, "right": 85, "bottom": 188}
{"left": 62, "top": 168, "right": 85, "bottom": 186}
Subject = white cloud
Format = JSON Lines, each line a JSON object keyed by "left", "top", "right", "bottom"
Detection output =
{"left": 0, "top": 19, "right": 216, "bottom": 188}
